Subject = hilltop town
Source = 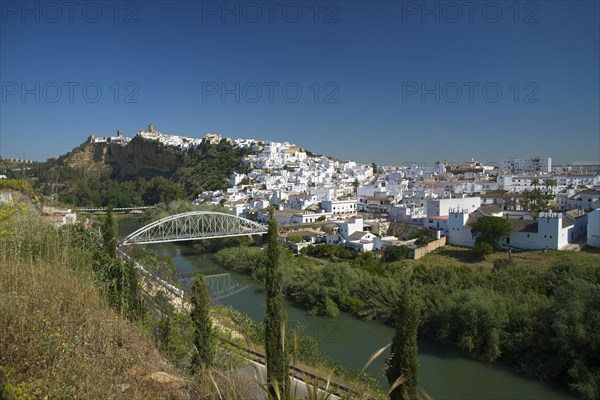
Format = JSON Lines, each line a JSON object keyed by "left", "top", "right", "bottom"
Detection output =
{"left": 76, "top": 124, "right": 600, "bottom": 255}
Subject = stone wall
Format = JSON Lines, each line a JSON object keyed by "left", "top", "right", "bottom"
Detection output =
{"left": 410, "top": 236, "right": 447, "bottom": 260}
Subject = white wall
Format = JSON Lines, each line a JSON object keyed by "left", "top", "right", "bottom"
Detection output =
{"left": 537, "top": 215, "right": 569, "bottom": 249}
{"left": 447, "top": 212, "right": 475, "bottom": 246}
{"left": 338, "top": 218, "right": 364, "bottom": 240}
{"left": 321, "top": 200, "right": 357, "bottom": 216}
{"left": 427, "top": 197, "right": 481, "bottom": 217}
{"left": 588, "top": 210, "right": 600, "bottom": 247}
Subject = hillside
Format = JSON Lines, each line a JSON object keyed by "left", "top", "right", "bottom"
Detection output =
{"left": 31, "top": 137, "right": 250, "bottom": 207}
{"left": 61, "top": 136, "right": 185, "bottom": 180}
{"left": 0, "top": 205, "right": 191, "bottom": 399}
{"left": 0, "top": 198, "right": 279, "bottom": 399}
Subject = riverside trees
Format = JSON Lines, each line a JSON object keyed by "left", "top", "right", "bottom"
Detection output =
{"left": 215, "top": 242, "right": 600, "bottom": 399}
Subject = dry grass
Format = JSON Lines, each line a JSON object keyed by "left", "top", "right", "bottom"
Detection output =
{"left": 0, "top": 210, "right": 193, "bottom": 399}
{"left": 412, "top": 244, "right": 600, "bottom": 271}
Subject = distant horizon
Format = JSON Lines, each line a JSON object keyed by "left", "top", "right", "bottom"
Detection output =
{"left": 1, "top": 124, "right": 596, "bottom": 168}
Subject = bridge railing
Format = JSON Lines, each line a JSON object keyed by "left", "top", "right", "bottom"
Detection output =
{"left": 76, "top": 206, "right": 155, "bottom": 212}
{"left": 116, "top": 247, "right": 185, "bottom": 300}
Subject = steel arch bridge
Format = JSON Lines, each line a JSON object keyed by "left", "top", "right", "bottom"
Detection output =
{"left": 122, "top": 211, "right": 268, "bottom": 245}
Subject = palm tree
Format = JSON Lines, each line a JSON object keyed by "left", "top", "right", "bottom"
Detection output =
{"left": 531, "top": 178, "right": 540, "bottom": 190}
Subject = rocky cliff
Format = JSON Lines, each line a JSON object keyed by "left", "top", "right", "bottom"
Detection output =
{"left": 62, "top": 137, "right": 185, "bottom": 180}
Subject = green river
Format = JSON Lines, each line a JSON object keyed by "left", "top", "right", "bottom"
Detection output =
{"left": 118, "top": 217, "right": 579, "bottom": 400}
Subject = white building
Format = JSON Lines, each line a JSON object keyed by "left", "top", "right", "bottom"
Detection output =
{"left": 310, "top": 187, "right": 336, "bottom": 202}
{"left": 426, "top": 197, "right": 481, "bottom": 218}
{"left": 553, "top": 174, "right": 600, "bottom": 188}
{"left": 346, "top": 231, "right": 378, "bottom": 252}
{"left": 388, "top": 204, "right": 426, "bottom": 223}
{"left": 229, "top": 172, "right": 247, "bottom": 186}
{"left": 326, "top": 217, "right": 364, "bottom": 244}
{"left": 566, "top": 190, "right": 600, "bottom": 211}
{"left": 321, "top": 199, "right": 357, "bottom": 218}
{"left": 500, "top": 157, "right": 552, "bottom": 174}
{"left": 587, "top": 209, "right": 600, "bottom": 247}
{"left": 447, "top": 208, "right": 583, "bottom": 250}
{"left": 423, "top": 216, "right": 448, "bottom": 236}
{"left": 552, "top": 161, "right": 600, "bottom": 175}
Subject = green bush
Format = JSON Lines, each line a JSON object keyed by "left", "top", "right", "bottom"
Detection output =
{"left": 383, "top": 245, "right": 408, "bottom": 262}
{"left": 301, "top": 244, "right": 353, "bottom": 260}
{"left": 493, "top": 258, "right": 514, "bottom": 272}
{"left": 287, "top": 235, "right": 302, "bottom": 243}
{"left": 473, "top": 242, "right": 493, "bottom": 260}
{"left": 415, "top": 235, "right": 433, "bottom": 247}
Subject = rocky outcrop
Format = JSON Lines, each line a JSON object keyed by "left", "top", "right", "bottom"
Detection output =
{"left": 61, "top": 142, "right": 111, "bottom": 174}
{"left": 62, "top": 137, "right": 185, "bottom": 180}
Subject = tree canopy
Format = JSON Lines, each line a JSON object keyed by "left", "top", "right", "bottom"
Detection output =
{"left": 520, "top": 189, "right": 556, "bottom": 212}
{"left": 470, "top": 216, "right": 512, "bottom": 250}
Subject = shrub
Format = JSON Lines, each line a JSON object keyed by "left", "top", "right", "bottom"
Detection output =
{"left": 473, "top": 242, "right": 493, "bottom": 260}
{"left": 287, "top": 235, "right": 302, "bottom": 243}
{"left": 383, "top": 245, "right": 408, "bottom": 262}
{"left": 415, "top": 235, "right": 433, "bottom": 247}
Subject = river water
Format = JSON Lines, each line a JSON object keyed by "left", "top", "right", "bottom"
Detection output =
{"left": 118, "top": 217, "right": 578, "bottom": 399}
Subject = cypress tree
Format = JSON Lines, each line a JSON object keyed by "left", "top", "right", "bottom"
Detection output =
{"left": 385, "top": 287, "right": 420, "bottom": 400}
{"left": 102, "top": 205, "right": 117, "bottom": 259}
{"left": 190, "top": 274, "right": 213, "bottom": 372}
{"left": 264, "top": 206, "right": 288, "bottom": 397}
{"left": 123, "top": 261, "right": 143, "bottom": 320}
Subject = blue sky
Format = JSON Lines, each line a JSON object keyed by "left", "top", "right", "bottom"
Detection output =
{"left": 1, "top": 0, "right": 599, "bottom": 165}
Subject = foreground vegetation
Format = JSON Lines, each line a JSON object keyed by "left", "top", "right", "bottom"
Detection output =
{"left": 0, "top": 198, "right": 387, "bottom": 398}
{"left": 0, "top": 204, "right": 191, "bottom": 398}
{"left": 0, "top": 205, "right": 240, "bottom": 398}
{"left": 215, "top": 243, "right": 600, "bottom": 399}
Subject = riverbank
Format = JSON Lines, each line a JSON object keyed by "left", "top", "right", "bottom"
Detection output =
{"left": 115, "top": 216, "right": 384, "bottom": 397}
{"left": 211, "top": 241, "right": 597, "bottom": 399}
{"left": 116, "top": 215, "right": 588, "bottom": 399}
{"left": 131, "top": 244, "right": 579, "bottom": 399}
